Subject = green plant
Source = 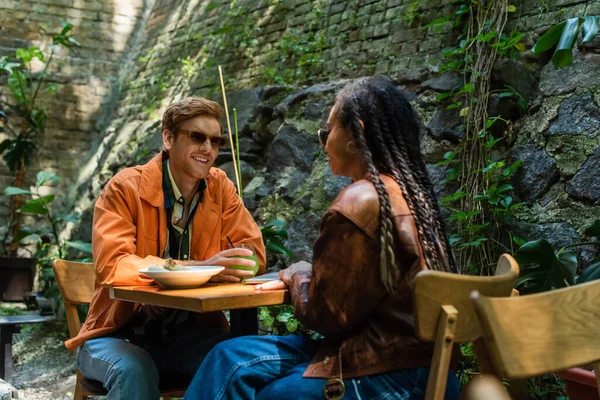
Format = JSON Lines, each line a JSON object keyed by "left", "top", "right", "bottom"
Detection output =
{"left": 532, "top": 16, "right": 600, "bottom": 67}
{"left": 0, "top": 22, "right": 79, "bottom": 256}
{"left": 429, "top": 1, "right": 528, "bottom": 275}
{"left": 400, "top": 1, "right": 422, "bottom": 27}
{"left": 515, "top": 220, "right": 600, "bottom": 294}
{"left": 257, "top": 219, "right": 314, "bottom": 337}
{"left": 3, "top": 171, "right": 92, "bottom": 301}
{"left": 260, "top": 219, "right": 293, "bottom": 258}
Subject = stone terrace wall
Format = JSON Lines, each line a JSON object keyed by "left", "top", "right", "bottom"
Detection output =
{"left": 60, "top": 0, "right": 599, "bottom": 267}
{"left": 0, "top": 0, "right": 150, "bottom": 219}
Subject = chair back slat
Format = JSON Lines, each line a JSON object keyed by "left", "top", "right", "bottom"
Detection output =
{"left": 413, "top": 253, "right": 519, "bottom": 343}
{"left": 472, "top": 279, "right": 600, "bottom": 379}
{"left": 52, "top": 259, "right": 96, "bottom": 305}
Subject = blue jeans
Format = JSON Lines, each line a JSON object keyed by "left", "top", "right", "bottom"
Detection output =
{"left": 184, "top": 335, "right": 460, "bottom": 400}
{"left": 76, "top": 326, "right": 229, "bottom": 400}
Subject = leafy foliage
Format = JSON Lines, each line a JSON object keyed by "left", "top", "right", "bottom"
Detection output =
{"left": 260, "top": 219, "right": 293, "bottom": 258}
{"left": 515, "top": 220, "right": 600, "bottom": 293}
{"left": 3, "top": 171, "right": 92, "bottom": 301}
{"left": 257, "top": 219, "right": 315, "bottom": 337}
{"left": 0, "top": 21, "right": 79, "bottom": 256}
{"left": 532, "top": 16, "right": 600, "bottom": 67}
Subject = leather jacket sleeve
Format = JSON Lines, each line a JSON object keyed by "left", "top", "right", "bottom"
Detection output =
{"left": 289, "top": 210, "right": 386, "bottom": 338}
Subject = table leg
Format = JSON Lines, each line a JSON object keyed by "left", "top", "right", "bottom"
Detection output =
{"left": 230, "top": 308, "right": 258, "bottom": 337}
{"left": 0, "top": 324, "right": 19, "bottom": 381}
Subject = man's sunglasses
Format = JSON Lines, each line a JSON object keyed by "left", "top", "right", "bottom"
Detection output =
{"left": 318, "top": 128, "right": 330, "bottom": 146}
{"left": 178, "top": 128, "right": 227, "bottom": 149}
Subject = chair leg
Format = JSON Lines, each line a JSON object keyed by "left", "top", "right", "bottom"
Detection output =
{"left": 73, "top": 371, "right": 86, "bottom": 400}
{"left": 425, "top": 305, "right": 458, "bottom": 400}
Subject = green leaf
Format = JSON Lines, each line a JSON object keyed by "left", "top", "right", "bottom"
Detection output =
{"left": 266, "top": 239, "right": 293, "bottom": 258}
{"left": 40, "top": 194, "right": 55, "bottom": 205}
{"left": 552, "top": 17, "right": 585, "bottom": 68}
{"left": 285, "top": 319, "right": 299, "bottom": 333}
{"left": 581, "top": 16, "right": 599, "bottom": 43}
{"left": 36, "top": 170, "right": 60, "bottom": 188}
{"left": 8, "top": 70, "right": 27, "bottom": 104}
{"left": 65, "top": 240, "right": 93, "bottom": 253}
{"left": 3, "top": 187, "right": 33, "bottom": 196}
{"left": 584, "top": 220, "right": 600, "bottom": 237}
{"left": 1, "top": 61, "right": 21, "bottom": 74}
{"left": 556, "top": 250, "right": 577, "bottom": 286}
{"left": 502, "top": 160, "right": 522, "bottom": 176}
{"left": 577, "top": 261, "right": 600, "bottom": 284}
{"left": 516, "top": 239, "right": 555, "bottom": 267}
{"left": 19, "top": 198, "right": 48, "bottom": 215}
{"left": 531, "top": 21, "right": 566, "bottom": 54}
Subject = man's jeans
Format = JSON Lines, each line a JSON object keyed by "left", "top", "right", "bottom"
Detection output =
{"left": 76, "top": 326, "right": 228, "bottom": 400}
{"left": 184, "top": 335, "right": 460, "bottom": 400}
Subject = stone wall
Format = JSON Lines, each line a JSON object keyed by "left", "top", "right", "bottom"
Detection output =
{"left": 0, "top": 0, "right": 150, "bottom": 220}
{"left": 1, "top": 0, "right": 598, "bottom": 267}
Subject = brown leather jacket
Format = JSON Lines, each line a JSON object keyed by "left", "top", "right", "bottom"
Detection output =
{"left": 290, "top": 175, "right": 437, "bottom": 379}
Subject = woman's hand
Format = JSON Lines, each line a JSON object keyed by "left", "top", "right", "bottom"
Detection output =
{"left": 255, "top": 261, "right": 312, "bottom": 291}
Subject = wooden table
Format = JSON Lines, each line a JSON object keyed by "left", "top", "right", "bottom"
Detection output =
{"left": 110, "top": 283, "right": 289, "bottom": 336}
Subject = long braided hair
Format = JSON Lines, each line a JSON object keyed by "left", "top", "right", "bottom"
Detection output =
{"left": 336, "top": 76, "right": 457, "bottom": 294}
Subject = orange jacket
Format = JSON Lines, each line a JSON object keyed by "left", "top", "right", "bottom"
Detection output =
{"left": 65, "top": 152, "right": 266, "bottom": 351}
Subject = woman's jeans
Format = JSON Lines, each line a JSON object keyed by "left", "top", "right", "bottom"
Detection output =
{"left": 76, "top": 326, "right": 228, "bottom": 400}
{"left": 184, "top": 335, "right": 460, "bottom": 400}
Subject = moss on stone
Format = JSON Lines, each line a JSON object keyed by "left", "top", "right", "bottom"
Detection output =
{"left": 514, "top": 183, "right": 600, "bottom": 233}
{"left": 285, "top": 117, "right": 321, "bottom": 135}
{"left": 546, "top": 135, "right": 600, "bottom": 177}
{"left": 256, "top": 194, "right": 304, "bottom": 225}
{"left": 516, "top": 95, "right": 565, "bottom": 147}
{"left": 292, "top": 152, "right": 330, "bottom": 213}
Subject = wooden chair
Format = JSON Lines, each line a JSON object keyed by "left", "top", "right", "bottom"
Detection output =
{"left": 471, "top": 279, "right": 600, "bottom": 399}
{"left": 52, "top": 259, "right": 187, "bottom": 400}
{"left": 413, "top": 253, "right": 520, "bottom": 400}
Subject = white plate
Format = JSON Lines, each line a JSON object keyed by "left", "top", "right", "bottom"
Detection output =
{"left": 139, "top": 265, "right": 224, "bottom": 289}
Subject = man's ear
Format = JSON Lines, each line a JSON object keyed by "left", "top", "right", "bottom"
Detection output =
{"left": 162, "top": 129, "right": 174, "bottom": 151}
{"left": 358, "top": 119, "right": 365, "bottom": 134}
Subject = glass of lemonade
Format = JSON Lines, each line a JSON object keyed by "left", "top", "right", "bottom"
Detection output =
{"left": 231, "top": 243, "right": 259, "bottom": 281}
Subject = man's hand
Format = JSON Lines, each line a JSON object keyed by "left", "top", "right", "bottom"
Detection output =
{"left": 181, "top": 248, "right": 257, "bottom": 283}
{"left": 255, "top": 261, "right": 312, "bottom": 291}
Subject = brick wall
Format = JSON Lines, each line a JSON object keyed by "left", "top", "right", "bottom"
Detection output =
{"left": 0, "top": 0, "right": 148, "bottom": 220}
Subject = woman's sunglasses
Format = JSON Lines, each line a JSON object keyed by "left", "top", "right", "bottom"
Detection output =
{"left": 317, "top": 128, "right": 330, "bottom": 146}
{"left": 177, "top": 128, "right": 227, "bottom": 149}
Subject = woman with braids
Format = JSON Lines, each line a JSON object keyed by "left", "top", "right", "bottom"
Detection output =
{"left": 184, "top": 75, "right": 460, "bottom": 400}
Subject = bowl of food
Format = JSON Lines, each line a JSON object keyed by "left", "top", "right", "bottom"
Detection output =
{"left": 139, "top": 259, "right": 224, "bottom": 289}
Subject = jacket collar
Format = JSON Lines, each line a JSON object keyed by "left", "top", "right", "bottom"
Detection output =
{"left": 139, "top": 151, "right": 215, "bottom": 208}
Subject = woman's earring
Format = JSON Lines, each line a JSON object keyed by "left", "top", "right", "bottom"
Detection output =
{"left": 346, "top": 141, "right": 358, "bottom": 154}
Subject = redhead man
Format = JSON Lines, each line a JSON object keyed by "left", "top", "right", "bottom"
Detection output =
{"left": 67, "top": 97, "right": 265, "bottom": 400}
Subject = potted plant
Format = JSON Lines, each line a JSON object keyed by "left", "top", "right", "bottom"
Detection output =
{"left": 0, "top": 22, "right": 79, "bottom": 301}
{"left": 3, "top": 171, "right": 92, "bottom": 313}
{"left": 515, "top": 220, "right": 600, "bottom": 400}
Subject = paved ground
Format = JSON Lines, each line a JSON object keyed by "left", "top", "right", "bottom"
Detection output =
{"left": 2, "top": 303, "right": 76, "bottom": 400}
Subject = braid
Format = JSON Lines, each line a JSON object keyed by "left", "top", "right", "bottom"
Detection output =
{"left": 347, "top": 116, "right": 399, "bottom": 294}
{"left": 335, "top": 76, "right": 458, "bottom": 295}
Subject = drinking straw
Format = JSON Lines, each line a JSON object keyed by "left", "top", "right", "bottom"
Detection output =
{"left": 218, "top": 65, "right": 242, "bottom": 195}
{"left": 233, "top": 108, "right": 243, "bottom": 198}
{"left": 226, "top": 236, "right": 236, "bottom": 249}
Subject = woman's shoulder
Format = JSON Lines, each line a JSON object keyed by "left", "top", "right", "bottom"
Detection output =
{"left": 328, "top": 179, "right": 380, "bottom": 238}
